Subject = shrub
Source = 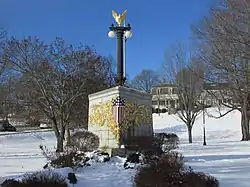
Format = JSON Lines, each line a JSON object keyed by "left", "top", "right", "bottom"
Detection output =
{"left": 69, "top": 130, "right": 99, "bottom": 152}
{"left": 134, "top": 151, "right": 219, "bottom": 187}
{"left": 4, "top": 171, "right": 68, "bottom": 187}
{"left": 154, "top": 108, "right": 161, "bottom": 114}
{"left": 161, "top": 108, "right": 168, "bottom": 113}
{"left": 51, "top": 151, "right": 89, "bottom": 169}
{"left": 40, "top": 130, "right": 99, "bottom": 169}
{"left": 153, "top": 133, "right": 179, "bottom": 153}
{"left": 39, "top": 145, "right": 57, "bottom": 161}
{"left": 1, "top": 179, "right": 20, "bottom": 187}
{"left": 124, "top": 152, "right": 142, "bottom": 169}
{"left": 52, "top": 152, "right": 81, "bottom": 168}
{"left": 22, "top": 171, "right": 67, "bottom": 187}
{"left": 134, "top": 152, "right": 186, "bottom": 187}
{"left": 39, "top": 145, "right": 89, "bottom": 170}
{"left": 182, "top": 171, "right": 219, "bottom": 187}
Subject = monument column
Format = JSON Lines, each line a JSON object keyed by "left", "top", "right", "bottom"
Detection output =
{"left": 108, "top": 10, "right": 132, "bottom": 86}
{"left": 116, "top": 30, "right": 124, "bottom": 86}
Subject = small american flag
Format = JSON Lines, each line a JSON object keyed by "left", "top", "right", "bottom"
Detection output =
{"left": 112, "top": 96, "right": 125, "bottom": 124}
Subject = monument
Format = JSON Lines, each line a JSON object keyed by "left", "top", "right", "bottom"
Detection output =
{"left": 88, "top": 10, "right": 153, "bottom": 153}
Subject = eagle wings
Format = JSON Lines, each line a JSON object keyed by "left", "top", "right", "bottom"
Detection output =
{"left": 112, "top": 10, "right": 127, "bottom": 26}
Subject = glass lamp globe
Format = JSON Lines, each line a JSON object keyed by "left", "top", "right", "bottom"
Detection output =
{"left": 108, "top": 31, "right": 116, "bottom": 38}
{"left": 124, "top": 31, "right": 132, "bottom": 39}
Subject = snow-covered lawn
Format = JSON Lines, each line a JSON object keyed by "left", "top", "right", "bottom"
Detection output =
{"left": 0, "top": 108, "right": 249, "bottom": 187}
{"left": 154, "top": 109, "right": 250, "bottom": 187}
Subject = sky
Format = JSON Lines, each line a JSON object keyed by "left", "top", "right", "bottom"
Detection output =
{"left": 0, "top": 0, "right": 213, "bottom": 79}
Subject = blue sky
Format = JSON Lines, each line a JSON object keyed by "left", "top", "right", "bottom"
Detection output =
{"left": 0, "top": 0, "right": 212, "bottom": 79}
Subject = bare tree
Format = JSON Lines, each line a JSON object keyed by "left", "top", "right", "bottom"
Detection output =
{"left": 192, "top": 0, "right": 250, "bottom": 140}
{"left": 0, "top": 60, "right": 6, "bottom": 77}
{"left": 130, "top": 69, "right": 161, "bottom": 93}
{"left": 0, "top": 77, "right": 16, "bottom": 120}
{"left": 1, "top": 36, "right": 114, "bottom": 152}
{"left": 0, "top": 28, "right": 6, "bottom": 40}
{"left": 164, "top": 43, "right": 204, "bottom": 143}
{"left": 0, "top": 71, "right": 25, "bottom": 123}
{"left": 0, "top": 28, "right": 7, "bottom": 77}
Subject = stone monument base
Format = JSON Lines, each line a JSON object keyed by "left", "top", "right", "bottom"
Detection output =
{"left": 88, "top": 86, "right": 153, "bottom": 151}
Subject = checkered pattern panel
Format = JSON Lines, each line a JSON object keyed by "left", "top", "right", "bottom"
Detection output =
{"left": 112, "top": 96, "right": 125, "bottom": 106}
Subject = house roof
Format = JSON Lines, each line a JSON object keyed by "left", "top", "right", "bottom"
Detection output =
{"left": 152, "top": 84, "right": 176, "bottom": 88}
{"left": 152, "top": 82, "right": 229, "bottom": 90}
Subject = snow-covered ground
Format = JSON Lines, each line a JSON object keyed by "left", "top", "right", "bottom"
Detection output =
{"left": 154, "top": 109, "right": 250, "bottom": 187}
{"left": 0, "top": 108, "right": 249, "bottom": 187}
{"left": 0, "top": 129, "right": 52, "bottom": 136}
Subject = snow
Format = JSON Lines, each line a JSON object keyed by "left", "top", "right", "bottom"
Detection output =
{"left": 153, "top": 108, "right": 242, "bottom": 142}
{"left": 0, "top": 129, "right": 53, "bottom": 136}
{"left": 0, "top": 108, "right": 249, "bottom": 187}
{"left": 76, "top": 157, "right": 135, "bottom": 187}
{"left": 153, "top": 109, "right": 250, "bottom": 187}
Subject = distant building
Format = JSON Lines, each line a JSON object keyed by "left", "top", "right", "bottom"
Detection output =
{"left": 151, "top": 82, "right": 233, "bottom": 111}
{"left": 201, "top": 83, "right": 233, "bottom": 106}
{"left": 151, "top": 84, "right": 179, "bottom": 110}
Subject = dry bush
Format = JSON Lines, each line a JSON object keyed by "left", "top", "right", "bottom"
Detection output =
{"left": 134, "top": 152, "right": 219, "bottom": 187}
{"left": 182, "top": 171, "right": 219, "bottom": 187}
{"left": 134, "top": 152, "right": 186, "bottom": 187}
{"left": 50, "top": 152, "right": 88, "bottom": 169}
{"left": 153, "top": 133, "right": 179, "bottom": 152}
{"left": 39, "top": 145, "right": 57, "bottom": 161}
{"left": 69, "top": 130, "right": 99, "bottom": 152}
{"left": 39, "top": 145, "right": 89, "bottom": 170}
{"left": 1, "top": 179, "right": 20, "bottom": 187}
{"left": 39, "top": 130, "right": 99, "bottom": 170}
{"left": 3, "top": 171, "right": 68, "bottom": 187}
{"left": 21, "top": 171, "right": 68, "bottom": 187}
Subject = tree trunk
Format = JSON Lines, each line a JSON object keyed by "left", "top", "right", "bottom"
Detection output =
{"left": 56, "top": 124, "right": 65, "bottom": 152}
{"left": 66, "top": 123, "right": 71, "bottom": 146}
{"left": 241, "top": 109, "right": 250, "bottom": 141}
{"left": 187, "top": 125, "right": 193, "bottom": 143}
{"left": 51, "top": 117, "right": 61, "bottom": 151}
{"left": 4, "top": 114, "right": 9, "bottom": 122}
{"left": 56, "top": 136, "right": 64, "bottom": 152}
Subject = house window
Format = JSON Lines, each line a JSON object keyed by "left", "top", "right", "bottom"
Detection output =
{"left": 172, "top": 88, "right": 178, "bottom": 94}
{"left": 152, "top": 101, "right": 158, "bottom": 105}
{"left": 151, "top": 88, "right": 157, "bottom": 95}
{"left": 159, "top": 100, "right": 165, "bottom": 105}
{"left": 157, "top": 88, "right": 160, "bottom": 94}
{"left": 170, "top": 100, "right": 175, "bottom": 108}
{"left": 160, "top": 87, "right": 169, "bottom": 94}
